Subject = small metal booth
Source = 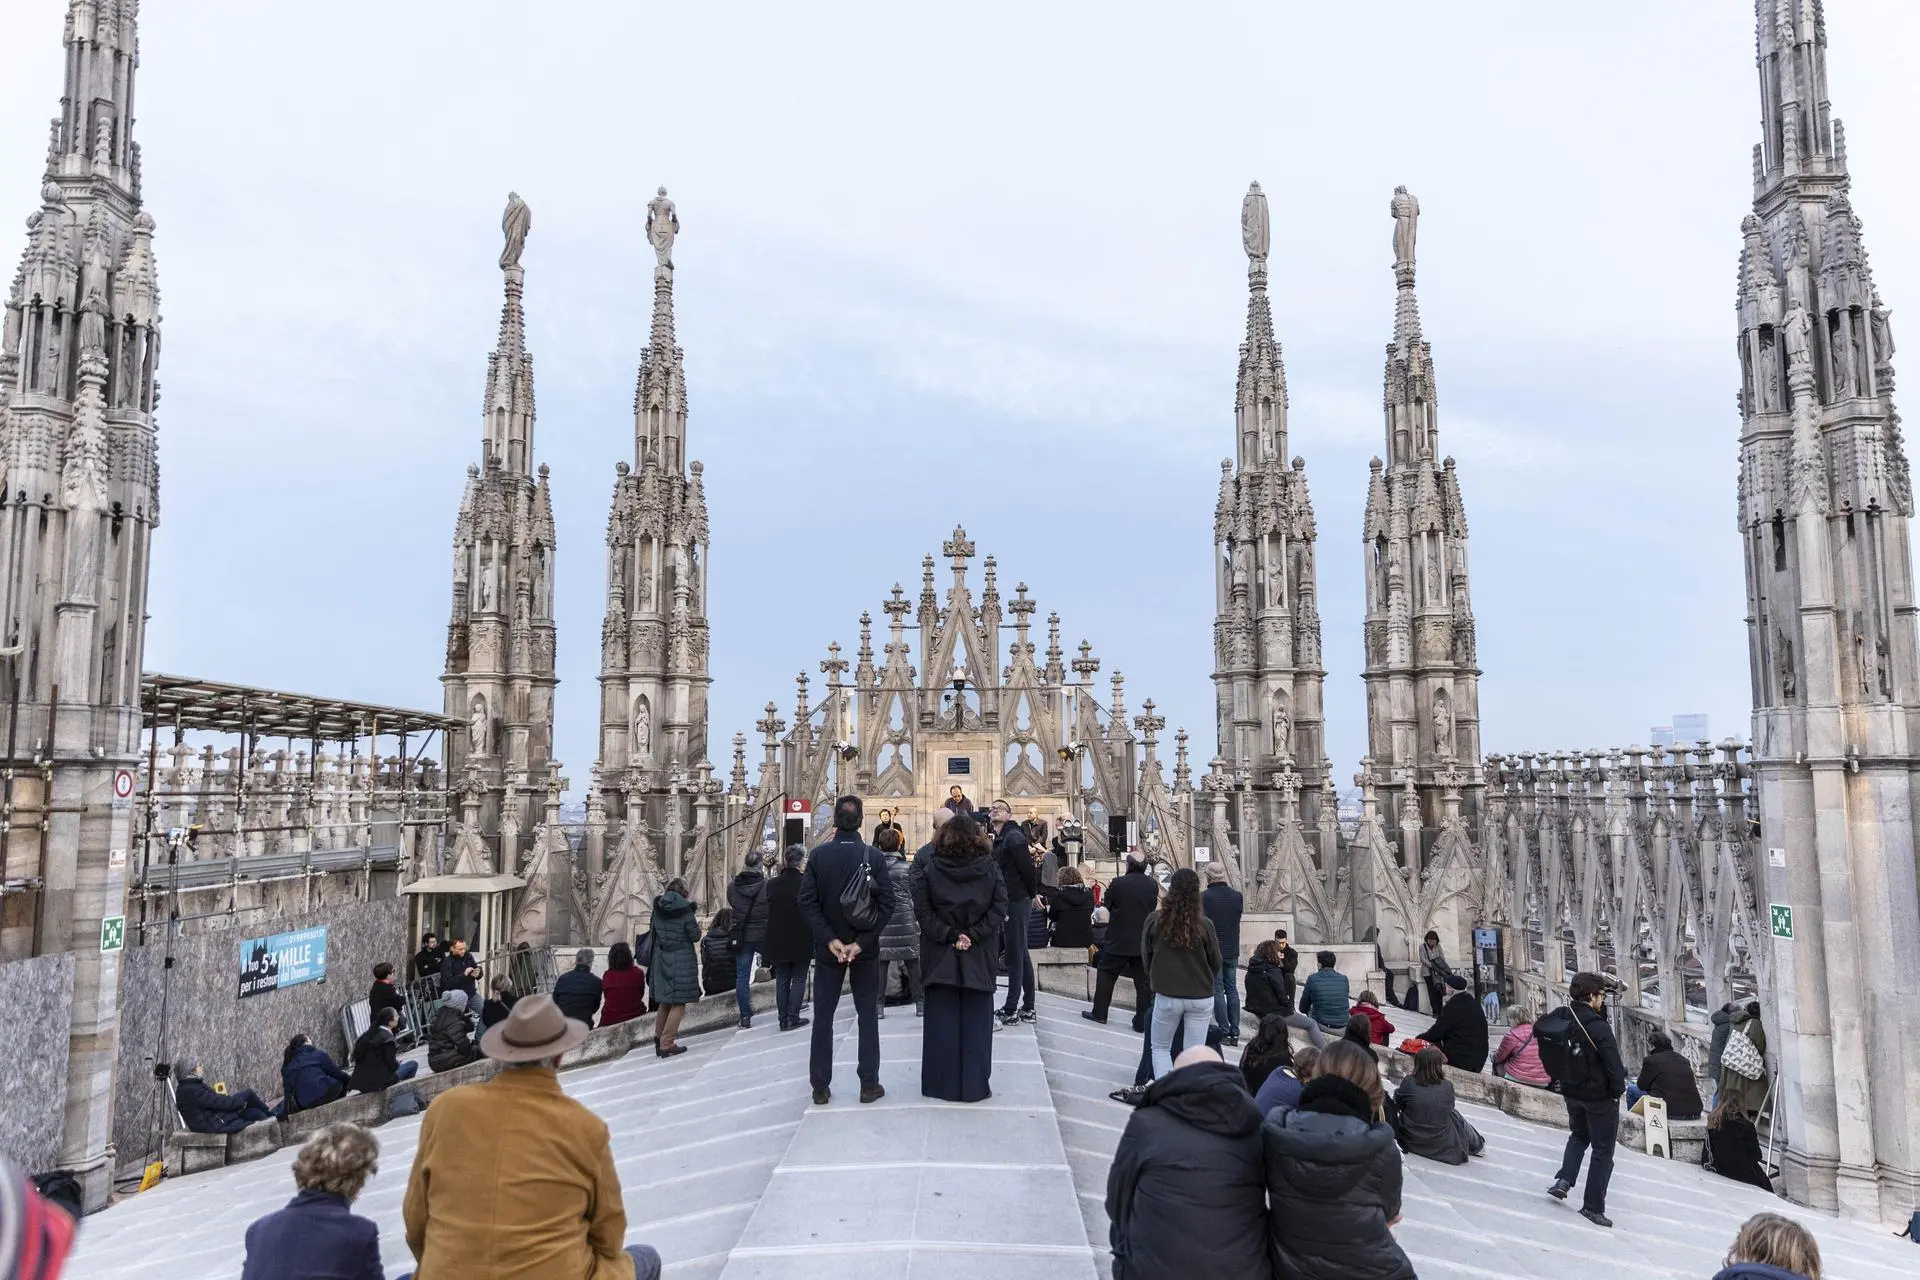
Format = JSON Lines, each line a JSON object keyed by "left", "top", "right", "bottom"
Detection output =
{"left": 400, "top": 871, "right": 525, "bottom": 961}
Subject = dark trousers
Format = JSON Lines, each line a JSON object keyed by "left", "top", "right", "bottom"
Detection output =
{"left": 885, "top": 958, "right": 924, "bottom": 1011}
{"left": 922, "top": 983, "right": 994, "bottom": 1102}
{"left": 1424, "top": 976, "right": 1445, "bottom": 1017}
{"left": 230, "top": 1089, "right": 276, "bottom": 1124}
{"left": 809, "top": 956, "right": 881, "bottom": 1090}
{"left": 1133, "top": 996, "right": 1224, "bottom": 1086}
{"left": 1092, "top": 954, "right": 1150, "bottom": 1029}
{"left": 1556, "top": 1095, "right": 1620, "bottom": 1213}
{"left": 773, "top": 961, "right": 806, "bottom": 1027}
{"left": 1000, "top": 898, "right": 1035, "bottom": 1014}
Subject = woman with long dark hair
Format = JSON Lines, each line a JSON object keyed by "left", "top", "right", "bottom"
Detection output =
{"left": 911, "top": 813, "right": 1008, "bottom": 1102}
{"left": 280, "top": 1033, "right": 350, "bottom": 1114}
{"left": 600, "top": 940, "right": 645, "bottom": 1027}
{"left": 1143, "top": 867, "right": 1222, "bottom": 1080}
{"left": 1239, "top": 1013, "right": 1296, "bottom": 1096}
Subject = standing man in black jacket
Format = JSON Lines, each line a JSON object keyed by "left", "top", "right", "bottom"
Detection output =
{"left": 989, "top": 799, "right": 1040, "bottom": 1026}
{"left": 437, "top": 939, "right": 482, "bottom": 1008}
{"left": 1202, "top": 863, "right": 1244, "bottom": 1045}
{"left": 1548, "top": 971, "right": 1628, "bottom": 1228}
{"left": 800, "top": 796, "right": 897, "bottom": 1106}
{"left": 1087, "top": 854, "right": 1159, "bottom": 1030}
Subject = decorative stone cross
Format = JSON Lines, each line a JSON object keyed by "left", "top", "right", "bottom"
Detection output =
{"left": 1273, "top": 760, "right": 1303, "bottom": 806}
{"left": 820, "top": 641, "right": 849, "bottom": 686}
{"left": 1134, "top": 699, "right": 1165, "bottom": 751}
{"left": 1072, "top": 640, "right": 1100, "bottom": 683}
{"left": 757, "top": 701, "right": 785, "bottom": 745}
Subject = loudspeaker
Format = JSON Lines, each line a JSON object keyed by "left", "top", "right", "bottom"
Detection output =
{"left": 1108, "top": 814, "right": 1129, "bottom": 853}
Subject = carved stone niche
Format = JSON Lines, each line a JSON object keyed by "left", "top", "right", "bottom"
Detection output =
{"left": 1415, "top": 617, "right": 1452, "bottom": 665}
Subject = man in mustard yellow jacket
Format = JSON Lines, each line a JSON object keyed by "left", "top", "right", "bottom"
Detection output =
{"left": 402, "top": 994, "right": 659, "bottom": 1280}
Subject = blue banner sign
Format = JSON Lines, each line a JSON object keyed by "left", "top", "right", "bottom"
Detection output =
{"left": 238, "top": 925, "right": 329, "bottom": 997}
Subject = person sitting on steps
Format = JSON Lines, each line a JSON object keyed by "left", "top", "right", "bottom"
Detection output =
{"left": 1393, "top": 1045, "right": 1485, "bottom": 1164}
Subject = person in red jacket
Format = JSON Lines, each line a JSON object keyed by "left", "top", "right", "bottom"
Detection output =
{"left": 1351, "top": 990, "right": 1396, "bottom": 1045}
{"left": 599, "top": 941, "right": 646, "bottom": 1026}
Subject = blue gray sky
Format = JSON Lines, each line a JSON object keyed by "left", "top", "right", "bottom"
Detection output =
{"left": 4, "top": 1, "right": 1918, "bottom": 793}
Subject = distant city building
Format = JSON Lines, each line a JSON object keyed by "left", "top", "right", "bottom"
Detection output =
{"left": 1650, "top": 725, "right": 1675, "bottom": 747}
{"left": 1672, "top": 713, "right": 1710, "bottom": 742}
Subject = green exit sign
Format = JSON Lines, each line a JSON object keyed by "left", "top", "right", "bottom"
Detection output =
{"left": 100, "top": 914, "right": 126, "bottom": 953}
{"left": 1768, "top": 903, "right": 1794, "bottom": 940}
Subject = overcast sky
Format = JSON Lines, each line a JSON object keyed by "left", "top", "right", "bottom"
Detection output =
{"left": 3, "top": 1, "right": 1918, "bottom": 794}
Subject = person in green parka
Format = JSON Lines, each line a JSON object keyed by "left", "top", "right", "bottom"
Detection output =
{"left": 648, "top": 878, "right": 704, "bottom": 1057}
{"left": 1716, "top": 1001, "right": 1770, "bottom": 1116}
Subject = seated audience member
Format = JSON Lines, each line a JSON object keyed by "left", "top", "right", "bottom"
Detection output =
{"left": 1713, "top": 1212, "right": 1823, "bottom": 1280}
{"left": 349, "top": 1007, "right": 419, "bottom": 1093}
{"left": 1297, "top": 951, "right": 1350, "bottom": 1032}
{"left": 1254, "top": 1043, "right": 1318, "bottom": 1117}
{"left": 1392, "top": 1045, "right": 1485, "bottom": 1164}
{"left": 403, "top": 995, "right": 662, "bottom": 1280}
{"left": 369, "top": 962, "right": 407, "bottom": 1023}
{"left": 426, "top": 990, "right": 482, "bottom": 1074}
{"left": 1351, "top": 990, "right": 1396, "bottom": 1045}
{"left": 1706, "top": 1097, "right": 1773, "bottom": 1191}
{"left": 1343, "top": 1013, "right": 1378, "bottom": 1053}
{"left": 1238, "top": 1013, "right": 1296, "bottom": 1096}
{"left": 1243, "top": 941, "right": 1291, "bottom": 1019}
{"left": 1627, "top": 1031, "right": 1704, "bottom": 1120}
{"left": 1090, "top": 905, "right": 1110, "bottom": 951}
{"left": 481, "top": 975, "right": 518, "bottom": 1029}
{"left": 552, "top": 948, "right": 605, "bottom": 1027}
{"left": 1040, "top": 866, "right": 1096, "bottom": 949}
{"left": 241, "top": 1123, "right": 384, "bottom": 1280}
{"left": 1262, "top": 1040, "right": 1414, "bottom": 1280}
{"left": 281, "top": 1034, "right": 352, "bottom": 1114}
{"left": 174, "top": 1062, "right": 275, "bottom": 1133}
{"left": 1424, "top": 973, "right": 1490, "bottom": 1073}
{"left": 1491, "top": 1008, "right": 1552, "bottom": 1087}
{"left": 601, "top": 940, "right": 647, "bottom": 1026}
{"left": 1106, "top": 1047, "right": 1273, "bottom": 1280}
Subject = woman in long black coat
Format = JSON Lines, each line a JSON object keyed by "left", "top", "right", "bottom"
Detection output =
{"left": 911, "top": 815, "right": 1008, "bottom": 1103}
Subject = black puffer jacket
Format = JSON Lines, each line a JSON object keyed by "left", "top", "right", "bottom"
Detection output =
{"left": 700, "top": 926, "right": 735, "bottom": 996}
{"left": 426, "top": 1005, "right": 479, "bottom": 1074}
{"left": 1041, "top": 883, "right": 1095, "bottom": 948}
{"left": 877, "top": 852, "right": 920, "bottom": 962}
{"left": 911, "top": 853, "right": 1007, "bottom": 992}
{"left": 727, "top": 870, "right": 770, "bottom": 949}
{"left": 1107, "top": 1060, "right": 1272, "bottom": 1280}
{"left": 1636, "top": 1048, "right": 1704, "bottom": 1120}
{"left": 1244, "top": 953, "right": 1292, "bottom": 1017}
{"left": 1264, "top": 1076, "right": 1415, "bottom": 1280}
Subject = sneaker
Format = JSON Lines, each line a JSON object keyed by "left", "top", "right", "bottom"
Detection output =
{"left": 812, "top": 1087, "right": 831, "bottom": 1105}
{"left": 1223, "top": 1032, "right": 1240, "bottom": 1046}
{"left": 1080, "top": 1011, "right": 1107, "bottom": 1024}
{"left": 1018, "top": 1009, "right": 1036, "bottom": 1023}
{"left": 859, "top": 1083, "right": 886, "bottom": 1104}
{"left": 997, "top": 1009, "right": 1019, "bottom": 1026}
{"left": 1108, "top": 1084, "right": 1149, "bottom": 1107}
{"left": 791, "top": 1017, "right": 810, "bottom": 1029}
{"left": 1578, "top": 1209, "right": 1613, "bottom": 1229}
{"left": 1547, "top": 1179, "right": 1572, "bottom": 1201}
{"left": 739, "top": 1016, "right": 752, "bottom": 1030}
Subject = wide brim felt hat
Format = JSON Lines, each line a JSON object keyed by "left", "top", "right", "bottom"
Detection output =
{"left": 478, "top": 993, "right": 591, "bottom": 1062}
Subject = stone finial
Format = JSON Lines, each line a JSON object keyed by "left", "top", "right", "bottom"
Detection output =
{"left": 500, "top": 191, "right": 531, "bottom": 271}
{"left": 1073, "top": 640, "right": 1099, "bottom": 682}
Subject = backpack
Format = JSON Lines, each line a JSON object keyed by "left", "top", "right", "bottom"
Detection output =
{"left": 1535, "top": 1005, "right": 1600, "bottom": 1090}
{"left": 838, "top": 846, "right": 884, "bottom": 932}
{"left": 1722, "top": 1024, "right": 1765, "bottom": 1081}
{"left": 387, "top": 1087, "right": 425, "bottom": 1118}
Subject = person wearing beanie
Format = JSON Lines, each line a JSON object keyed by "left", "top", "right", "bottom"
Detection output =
{"left": 427, "top": 989, "right": 481, "bottom": 1074}
{"left": 1424, "top": 971, "right": 1490, "bottom": 1073}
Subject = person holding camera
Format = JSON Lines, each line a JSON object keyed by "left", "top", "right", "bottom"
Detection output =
{"left": 1545, "top": 971, "right": 1628, "bottom": 1227}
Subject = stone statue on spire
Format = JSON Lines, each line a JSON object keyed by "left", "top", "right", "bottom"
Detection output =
{"left": 1242, "top": 181, "right": 1269, "bottom": 262}
{"left": 647, "top": 187, "right": 679, "bottom": 267}
{"left": 499, "top": 191, "right": 531, "bottom": 270}
{"left": 1391, "top": 185, "right": 1420, "bottom": 269}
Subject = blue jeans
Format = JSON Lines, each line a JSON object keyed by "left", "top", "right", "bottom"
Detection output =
{"left": 396, "top": 1060, "right": 420, "bottom": 1082}
{"left": 1625, "top": 1083, "right": 1644, "bottom": 1107}
{"left": 1150, "top": 995, "right": 1215, "bottom": 1079}
{"left": 1213, "top": 961, "right": 1241, "bottom": 1037}
{"left": 735, "top": 948, "right": 757, "bottom": 1019}
{"left": 399, "top": 1244, "right": 658, "bottom": 1280}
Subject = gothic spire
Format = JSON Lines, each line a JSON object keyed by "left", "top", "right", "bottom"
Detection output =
{"left": 633, "top": 187, "right": 687, "bottom": 474}
{"left": 485, "top": 192, "right": 536, "bottom": 475}
{"left": 1755, "top": 0, "right": 1840, "bottom": 188}
{"left": 1234, "top": 181, "right": 1287, "bottom": 470}
{"left": 1382, "top": 186, "right": 1436, "bottom": 470}
{"left": 47, "top": 0, "right": 144, "bottom": 199}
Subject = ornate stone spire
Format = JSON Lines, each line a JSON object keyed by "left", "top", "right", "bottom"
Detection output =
{"left": 593, "top": 186, "right": 713, "bottom": 924}
{"left": 1361, "top": 187, "right": 1481, "bottom": 843}
{"left": 1736, "top": 0, "right": 1920, "bottom": 1220}
{"left": 442, "top": 195, "right": 561, "bottom": 924}
{"left": 1213, "top": 182, "right": 1329, "bottom": 870}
